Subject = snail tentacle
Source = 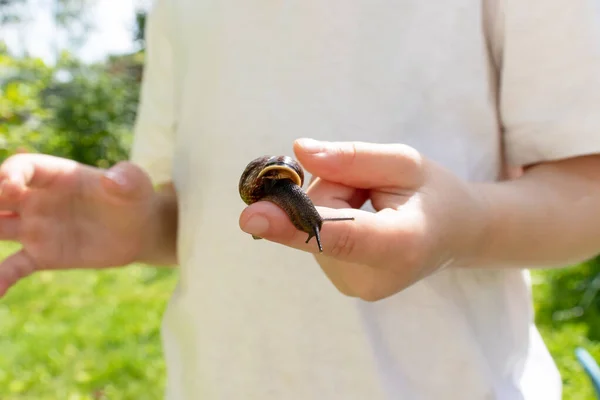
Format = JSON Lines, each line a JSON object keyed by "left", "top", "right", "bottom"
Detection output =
{"left": 239, "top": 155, "right": 354, "bottom": 252}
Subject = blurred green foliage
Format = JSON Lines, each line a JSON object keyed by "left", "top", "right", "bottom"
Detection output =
{"left": 532, "top": 256, "right": 600, "bottom": 399}
{"left": 0, "top": 43, "right": 142, "bottom": 168}
{"left": 535, "top": 257, "right": 600, "bottom": 337}
{"left": 0, "top": 243, "right": 178, "bottom": 400}
{"left": 2, "top": 8, "right": 600, "bottom": 397}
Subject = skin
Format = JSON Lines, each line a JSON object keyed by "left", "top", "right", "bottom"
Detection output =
{"left": 260, "top": 179, "right": 355, "bottom": 252}
{"left": 239, "top": 138, "right": 600, "bottom": 301}
{"left": 239, "top": 156, "right": 353, "bottom": 252}
{"left": 0, "top": 154, "right": 177, "bottom": 297}
{"left": 1, "top": 139, "right": 600, "bottom": 304}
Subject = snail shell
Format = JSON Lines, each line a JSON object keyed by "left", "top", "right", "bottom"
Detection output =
{"left": 239, "top": 155, "right": 353, "bottom": 252}
{"left": 239, "top": 156, "right": 303, "bottom": 205}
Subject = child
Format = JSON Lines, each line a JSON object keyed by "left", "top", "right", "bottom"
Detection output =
{"left": 1, "top": 0, "right": 599, "bottom": 398}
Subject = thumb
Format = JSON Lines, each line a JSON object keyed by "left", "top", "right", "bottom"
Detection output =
{"left": 101, "top": 161, "right": 154, "bottom": 200}
{"left": 239, "top": 200, "right": 409, "bottom": 265}
{"left": 0, "top": 250, "right": 37, "bottom": 297}
{"left": 293, "top": 138, "right": 425, "bottom": 190}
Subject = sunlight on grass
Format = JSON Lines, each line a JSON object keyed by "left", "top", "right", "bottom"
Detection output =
{"left": 0, "top": 243, "right": 178, "bottom": 400}
{"left": 532, "top": 267, "right": 600, "bottom": 400}
{"left": 1, "top": 241, "right": 599, "bottom": 399}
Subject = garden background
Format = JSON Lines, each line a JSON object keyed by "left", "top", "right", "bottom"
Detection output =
{"left": 1, "top": 1, "right": 600, "bottom": 399}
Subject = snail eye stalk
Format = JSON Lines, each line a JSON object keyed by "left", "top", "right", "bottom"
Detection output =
{"left": 239, "top": 155, "right": 354, "bottom": 252}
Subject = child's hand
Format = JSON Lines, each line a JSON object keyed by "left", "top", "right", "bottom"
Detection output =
{"left": 239, "top": 139, "right": 490, "bottom": 301}
{"left": 0, "top": 153, "right": 163, "bottom": 297}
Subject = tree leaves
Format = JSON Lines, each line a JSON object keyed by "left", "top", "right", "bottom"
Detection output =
{"left": 0, "top": 47, "right": 143, "bottom": 167}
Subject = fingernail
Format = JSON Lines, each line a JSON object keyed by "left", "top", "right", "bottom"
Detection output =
{"left": 105, "top": 170, "right": 128, "bottom": 188}
{"left": 297, "top": 138, "right": 328, "bottom": 154}
{"left": 242, "top": 215, "right": 270, "bottom": 236}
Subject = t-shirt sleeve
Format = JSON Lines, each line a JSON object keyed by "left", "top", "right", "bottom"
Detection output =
{"left": 129, "top": 0, "right": 176, "bottom": 185}
{"left": 498, "top": 0, "right": 600, "bottom": 167}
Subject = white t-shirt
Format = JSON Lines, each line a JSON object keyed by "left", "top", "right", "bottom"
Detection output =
{"left": 130, "top": 0, "right": 600, "bottom": 399}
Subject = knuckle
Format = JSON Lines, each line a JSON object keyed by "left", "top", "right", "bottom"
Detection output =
{"left": 328, "top": 223, "right": 356, "bottom": 258}
{"left": 347, "top": 142, "right": 358, "bottom": 166}
{"left": 335, "top": 142, "right": 358, "bottom": 169}
{"left": 394, "top": 144, "right": 425, "bottom": 187}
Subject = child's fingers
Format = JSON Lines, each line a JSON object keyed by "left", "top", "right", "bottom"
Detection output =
{"left": 0, "top": 249, "right": 37, "bottom": 297}
{"left": 0, "top": 153, "right": 79, "bottom": 189}
{"left": 239, "top": 200, "right": 403, "bottom": 266}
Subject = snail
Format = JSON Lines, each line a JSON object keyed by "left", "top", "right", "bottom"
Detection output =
{"left": 239, "top": 155, "right": 354, "bottom": 252}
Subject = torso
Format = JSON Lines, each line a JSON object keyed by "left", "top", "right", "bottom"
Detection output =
{"left": 159, "top": 1, "right": 561, "bottom": 398}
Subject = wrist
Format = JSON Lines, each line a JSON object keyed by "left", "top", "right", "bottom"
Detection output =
{"left": 463, "top": 158, "right": 600, "bottom": 270}
{"left": 447, "top": 181, "right": 496, "bottom": 269}
{"left": 136, "top": 184, "right": 179, "bottom": 266}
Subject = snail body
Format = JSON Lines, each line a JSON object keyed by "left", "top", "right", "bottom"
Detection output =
{"left": 239, "top": 155, "right": 354, "bottom": 252}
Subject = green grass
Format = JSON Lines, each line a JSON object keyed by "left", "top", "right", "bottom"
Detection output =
{"left": 1, "top": 240, "right": 600, "bottom": 399}
{"left": 532, "top": 260, "right": 600, "bottom": 400}
{"left": 0, "top": 243, "right": 178, "bottom": 400}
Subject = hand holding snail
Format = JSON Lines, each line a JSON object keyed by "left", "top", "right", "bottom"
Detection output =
{"left": 238, "top": 139, "right": 490, "bottom": 301}
{"left": 239, "top": 155, "right": 354, "bottom": 252}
